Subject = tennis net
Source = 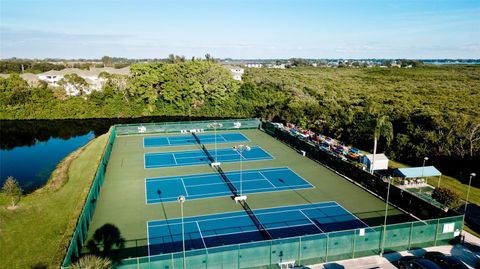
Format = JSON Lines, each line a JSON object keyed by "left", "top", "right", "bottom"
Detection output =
{"left": 240, "top": 199, "right": 273, "bottom": 240}
{"left": 215, "top": 166, "right": 238, "bottom": 196}
{"left": 191, "top": 132, "right": 215, "bottom": 162}
{"left": 192, "top": 131, "right": 272, "bottom": 240}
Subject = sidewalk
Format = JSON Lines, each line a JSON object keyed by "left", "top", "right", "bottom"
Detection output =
{"left": 303, "top": 231, "right": 480, "bottom": 269}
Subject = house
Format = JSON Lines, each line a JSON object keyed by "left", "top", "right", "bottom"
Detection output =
{"left": 37, "top": 66, "right": 130, "bottom": 96}
{"left": 224, "top": 66, "right": 244, "bottom": 81}
{"left": 245, "top": 63, "right": 263, "bottom": 68}
{"left": 268, "top": 64, "right": 286, "bottom": 69}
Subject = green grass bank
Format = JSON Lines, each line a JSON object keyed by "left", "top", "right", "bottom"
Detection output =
{"left": 0, "top": 133, "right": 109, "bottom": 269}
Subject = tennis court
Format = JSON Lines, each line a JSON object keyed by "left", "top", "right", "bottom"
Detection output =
{"left": 145, "top": 167, "right": 314, "bottom": 204}
{"left": 144, "top": 146, "right": 274, "bottom": 168}
{"left": 147, "top": 201, "right": 369, "bottom": 255}
{"left": 144, "top": 133, "right": 250, "bottom": 148}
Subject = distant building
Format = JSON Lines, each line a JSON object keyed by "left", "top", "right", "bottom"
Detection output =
{"left": 268, "top": 64, "right": 286, "bottom": 69}
{"left": 224, "top": 66, "right": 244, "bottom": 81}
{"left": 36, "top": 67, "right": 130, "bottom": 95}
{"left": 245, "top": 63, "right": 263, "bottom": 68}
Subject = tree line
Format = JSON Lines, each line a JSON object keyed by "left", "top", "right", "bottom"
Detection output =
{"left": 0, "top": 62, "right": 478, "bottom": 180}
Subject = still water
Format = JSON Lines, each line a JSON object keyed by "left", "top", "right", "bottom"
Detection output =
{"left": 0, "top": 132, "right": 94, "bottom": 191}
{"left": 0, "top": 116, "right": 218, "bottom": 192}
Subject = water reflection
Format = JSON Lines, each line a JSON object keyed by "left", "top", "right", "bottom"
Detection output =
{"left": 0, "top": 116, "right": 222, "bottom": 191}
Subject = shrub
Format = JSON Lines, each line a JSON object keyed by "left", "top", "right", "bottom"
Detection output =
{"left": 70, "top": 255, "right": 112, "bottom": 269}
{"left": 2, "top": 176, "right": 22, "bottom": 208}
{"left": 432, "top": 187, "right": 462, "bottom": 209}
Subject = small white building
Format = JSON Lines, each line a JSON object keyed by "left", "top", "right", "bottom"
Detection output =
{"left": 245, "top": 63, "right": 263, "bottom": 68}
{"left": 363, "top": 153, "right": 389, "bottom": 171}
{"left": 37, "top": 67, "right": 130, "bottom": 96}
{"left": 227, "top": 66, "right": 244, "bottom": 81}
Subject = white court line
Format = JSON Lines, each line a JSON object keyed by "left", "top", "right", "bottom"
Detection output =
{"left": 258, "top": 171, "right": 276, "bottom": 188}
{"left": 146, "top": 170, "right": 272, "bottom": 182}
{"left": 149, "top": 204, "right": 341, "bottom": 228}
{"left": 335, "top": 203, "right": 374, "bottom": 231}
{"left": 180, "top": 178, "right": 189, "bottom": 196}
{"left": 196, "top": 221, "right": 208, "bottom": 249}
{"left": 218, "top": 134, "right": 228, "bottom": 142}
{"left": 145, "top": 167, "right": 291, "bottom": 182}
{"left": 299, "top": 209, "right": 325, "bottom": 233}
{"left": 146, "top": 184, "right": 314, "bottom": 204}
{"left": 166, "top": 137, "right": 171, "bottom": 146}
{"left": 171, "top": 153, "right": 178, "bottom": 165}
{"left": 146, "top": 153, "right": 274, "bottom": 168}
{"left": 148, "top": 201, "right": 338, "bottom": 224}
{"left": 151, "top": 221, "right": 320, "bottom": 241}
{"left": 187, "top": 178, "right": 265, "bottom": 188}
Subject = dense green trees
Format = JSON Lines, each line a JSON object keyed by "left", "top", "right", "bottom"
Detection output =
{"left": 0, "top": 63, "right": 478, "bottom": 178}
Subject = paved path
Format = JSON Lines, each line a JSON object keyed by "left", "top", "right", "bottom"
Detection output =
{"left": 302, "top": 231, "right": 480, "bottom": 269}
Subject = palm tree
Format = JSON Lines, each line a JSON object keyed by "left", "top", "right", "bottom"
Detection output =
{"left": 70, "top": 255, "right": 112, "bottom": 269}
{"left": 371, "top": 115, "right": 393, "bottom": 174}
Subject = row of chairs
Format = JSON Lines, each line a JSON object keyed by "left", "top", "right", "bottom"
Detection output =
{"left": 400, "top": 178, "right": 426, "bottom": 186}
{"left": 180, "top": 129, "right": 205, "bottom": 133}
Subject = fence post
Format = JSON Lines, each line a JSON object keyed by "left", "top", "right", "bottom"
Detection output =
{"left": 269, "top": 240, "right": 272, "bottom": 269}
{"left": 238, "top": 244, "right": 241, "bottom": 269}
{"left": 325, "top": 235, "right": 329, "bottom": 263}
{"left": 434, "top": 218, "right": 440, "bottom": 246}
{"left": 298, "top": 236, "right": 302, "bottom": 265}
{"left": 352, "top": 229, "right": 356, "bottom": 259}
{"left": 408, "top": 222, "right": 414, "bottom": 250}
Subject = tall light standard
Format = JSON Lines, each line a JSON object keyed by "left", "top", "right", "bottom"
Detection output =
{"left": 422, "top": 156, "right": 429, "bottom": 178}
{"left": 464, "top": 173, "right": 476, "bottom": 219}
{"left": 233, "top": 145, "right": 251, "bottom": 196}
{"left": 207, "top": 122, "right": 223, "bottom": 163}
{"left": 380, "top": 176, "right": 392, "bottom": 257}
{"left": 177, "top": 195, "right": 186, "bottom": 269}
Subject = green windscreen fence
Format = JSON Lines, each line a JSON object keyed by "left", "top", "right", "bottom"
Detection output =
{"left": 115, "top": 118, "right": 261, "bottom": 135}
{"left": 61, "top": 127, "right": 116, "bottom": 268}
{"left": 115, "top": 215, "right": 463, "bottom": 269}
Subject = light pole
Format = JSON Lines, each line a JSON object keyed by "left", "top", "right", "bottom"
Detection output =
{"left": 464, "top": 173, "right": 476, "bottom": 217}
{"left": 207, "top": 122, "right": 223, "bottom": 163}
{"left": 422, "top": 156, "right": 429, "bottom": 179}
{"left": 177, "top": 195, "right": 186, "bottom": 269}
{"left": 380, "top": 176, "right": 392, "bottom": 257}
{"left": 233, "top": 145, "right": 251, "bottom": 196}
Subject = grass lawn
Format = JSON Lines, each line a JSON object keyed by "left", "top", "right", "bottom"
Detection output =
{"left": 0, "top": 133, "right": 108, "bottom": 269}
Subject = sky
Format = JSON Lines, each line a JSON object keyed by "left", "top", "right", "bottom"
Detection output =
{"left": 0, "top": 0, "right": 479, "bottom": 59}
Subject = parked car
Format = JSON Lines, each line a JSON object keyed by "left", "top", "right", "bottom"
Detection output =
{"left": 397, "top": 256, "right": 441, "bottom": 269}
{"left": 422, "top": 251, "right": 468, "bottom": 269}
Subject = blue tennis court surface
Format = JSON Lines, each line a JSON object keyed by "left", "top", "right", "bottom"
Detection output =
{"left": 144, "top": 133, "right": 250, "bottom": 147}
{"left": 147, "top": 202, "right": 369, "bottom": 255}
{"left": 144, "top": 146, "right": 273, "bottom": 168}
{"left": 145, "top": 167, "right": 313, "bottom": 204}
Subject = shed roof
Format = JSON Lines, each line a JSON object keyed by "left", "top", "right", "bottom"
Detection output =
{"left": 393, "top": 166, "right": 441, "bottom": 178}
{"left": 365, "top": 153, "right": 389, "bottom": 161}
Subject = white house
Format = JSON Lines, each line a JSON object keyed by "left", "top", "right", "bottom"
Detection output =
{"left": 245, "top": 63, "right": 263, "bottom": 68}
{"left": 225, "top": 66, "right": 244, "bottom": 81}
{"left": 37, "top": 67, "right": 130, "bottom": 96}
